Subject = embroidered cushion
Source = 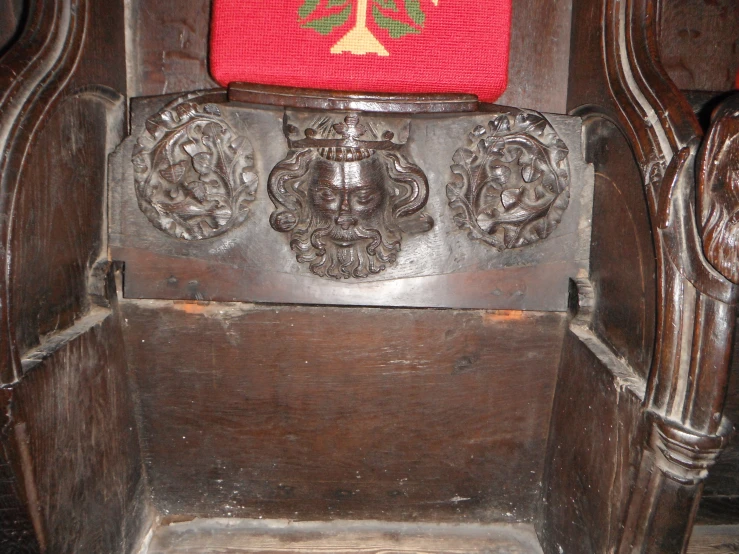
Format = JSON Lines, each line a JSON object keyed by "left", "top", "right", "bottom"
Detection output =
{"left": 210, "top": 0, "right": 511, "bottom": 102}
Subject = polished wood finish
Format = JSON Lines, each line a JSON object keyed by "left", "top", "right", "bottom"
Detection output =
{"left": 660, "top": 0, "right": 739, "bottom": 93}
{"left": 0, "top": 0, "right": 23, "bottom": 54}
{"left": 14, "top": 302, "right": 148, "bottom": 554}
{"left": 111, "top": 92, "right": 592, "bottom": 310}
{"left": 2, "top": 0, "right": 739, "bottom": 551}
{"left": 229, "top": 83, "right": 479, "bottom": 114}
{"left": 0, "top": 0, "right": 150, "bottom": 551}
{"left": 123, "top": 300, "right": 565, "bottom": 523}
{"left": 540, "top": 0, "right": 739, "bottom": 552}
{"left": 0, "top": 0, "right": 127, "bottom": 381}
{"left": 146, "top": 519, "right": 544, "bottom": 554}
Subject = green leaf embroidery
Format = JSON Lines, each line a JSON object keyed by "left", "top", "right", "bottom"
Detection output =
{"left": 405, "top": 0, "right": 425, "bottom": 27}
{"left": 328, "top": 0, "right": 348, "bottom": 6}
{"left": 374, "top": 0, "right": 399, "bottom": 10}
{"left": 298, "top": 0, "right": 321, "bottom": 19}
{"left": 372, "top": 5, "right": 420, "bottom": 38}
{"left": 302, "top": 5, "right": 352, "bottom": 35}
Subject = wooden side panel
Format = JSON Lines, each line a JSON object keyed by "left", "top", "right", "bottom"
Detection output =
{"left": 130, "top": 0, "right": 573, "bottom": 113}
{"left": 497, "top": 0, "right": 573, "bottom": 113}
{"left": 660, "top": 0, "right": 739, "bottom": 92}
{"left": 582, "top": 117, "right": 656, "bottom": 380}
{"left": 10, "top": 94, "right": 118, "bottom": 355}
{"left": 0, "top": 0, "right": 22, "bottom": 53}
{"left": 0, "top": 390, "right": 39, "bottom": 553}
{"left": 122, "top": 300, "right": 565, "bottom": 522}
{"left": 129, "top": 0, "right": 217, "bottom": 96}
{"left": 4, "top": 0, "right": 127, "bottom": 364}
{"left": 539, "top": 327, "right": 644, "bottom": 554}
{"left": 10, "top": 309, "right": 149, "bottom": 554}
{"left": 0, "top": 0, "right": 148, "bottom": 550}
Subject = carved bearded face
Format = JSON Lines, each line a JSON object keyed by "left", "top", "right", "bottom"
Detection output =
{"left": 268, "top": 149, "right": 431, "bottom": 279}
{"left": 308, "top": 157, "right": 387, "bottom": 246}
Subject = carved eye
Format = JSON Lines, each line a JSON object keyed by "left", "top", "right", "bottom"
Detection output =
{"left": 316, "top": 188, "right": 336, "bottom": 202}
{"left": 355, "top": 191, "right": 377, "bottom": 205}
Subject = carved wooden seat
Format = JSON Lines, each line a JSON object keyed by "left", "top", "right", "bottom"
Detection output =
{"left": 1, "top": 1, "right": 738, "bottom": 553}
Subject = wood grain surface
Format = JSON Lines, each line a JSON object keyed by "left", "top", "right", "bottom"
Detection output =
{"left": 111, "top": 94, "right": 592, "bottom": 311}
{"left": 687, "top": 525, "right": 739, "bottom": 554}
{"left": 2, "top": 0, "right": 127, "bottom": 377}
{"left": 660, "top": 0, "right": 739, "bottom": 92}
{"left": 10, "top": 93, "right": 121, "bottom": 357}
{"left": 561, "top": 0, "right": 739, "bottom": 550}
{"left": 122, "top": 299, "right": 565, "bottom": 523}
{"left": 142, "top": 519, "right": 739, "bottom": 554}
{"left": 11, "top": 308, "right": 149, "bottom": 553}
{"left": 0, "top": 0, "right": 22, "bottom": 54}
{"left": 539, "top": 325, "right": 645, "bottom": 553}
{"left": 699, "top": 320, "right": 739, "bottom": 523}
{"left": 497, "top": 0, "right": 573, "bottom": 113}
{"left": 145, "top": 519, "right": 544, "bottom": 554}
{"left": 580, "top": 115, "right": 657, "bottom": 381}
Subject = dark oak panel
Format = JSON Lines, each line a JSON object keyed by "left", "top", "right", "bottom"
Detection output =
{"left": 11, "top": 93, "right": 120, "bottom": 356}
{"left": 0, "top": 389, "right": 39, "bottom": 553}
{"left": 147, "top": 519, "right": 544, "bottom": 554}
{"left": 1, "top": 0, "right": 127, "bottom": 376}
{"left": 10, "top": 309, "right": 148, "bottom": 553}
{"left": 539, "top": 326, "right": 644, "bottom": 553}
{"left": 111, "top": 92, "right": 592, "bottom": 311}
{"left": 700, "top": 320, "right": 739, "bottom": 523}
{"left": 497, "top": 0, "right": 572, "bottom": 113}
{"left": 582, "top": 117, "right": 656, "bottom": 380}
{"left": 0, "top": 0, "right": 23, "bottom": 54}
{"left": 0, "top": 1, "right": 144, "bottom": 549}
{"left": 563, "top": 0, "right": 739, "bottom": 549}
{"left": 660, "top": 0, "right": 739, "bottom": 92}
{"left": 130, "top": 0, "right": 217, "bottom": 96}
{"left": 122, "top": 300, "right": 565, "bottom": 522}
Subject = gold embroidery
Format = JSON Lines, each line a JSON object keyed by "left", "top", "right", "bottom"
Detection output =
{"left": 331, "top": 0, "right": 389, "bottom": 56}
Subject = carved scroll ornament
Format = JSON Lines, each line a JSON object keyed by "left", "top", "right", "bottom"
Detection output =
{"left": 447, "top": 112, "right": 570, "bottom": 250}
{"left": 268, "top": 113, "right": 433, "bottom": 280}
{"left": 132, "top": 101, "right": 258, "bottom": 240}
{"left": 698, "top": 96, "right": 739, "bottom": 284}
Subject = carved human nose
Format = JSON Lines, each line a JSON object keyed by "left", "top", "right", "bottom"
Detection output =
{"left": 335, "top": 192, "right": 357, "bottom": 229}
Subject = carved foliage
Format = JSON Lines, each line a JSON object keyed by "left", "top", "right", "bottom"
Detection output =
{"left": 132, "top": 101, "right": 258, "bottom": 240}
{"left": 447, "top": 112, "right": 570, "bottom": 250}
{"left": 698, "top": 96, "right": 739, "bottom": 284}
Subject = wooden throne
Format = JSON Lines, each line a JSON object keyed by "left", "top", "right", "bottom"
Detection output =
{"left": 1, "top": 1, "right": 739, "bottom": 553}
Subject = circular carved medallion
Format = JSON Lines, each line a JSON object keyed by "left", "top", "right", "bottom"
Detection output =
{"left": 447, "top": 111, "right": 570, "bottom": 250}
{"left": 132, "top": 100, "right": 258, "bottom": 240}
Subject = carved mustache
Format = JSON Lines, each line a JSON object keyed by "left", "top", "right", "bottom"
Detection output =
{"left": 310, "top": 218, "right": 397, "bottom": 255}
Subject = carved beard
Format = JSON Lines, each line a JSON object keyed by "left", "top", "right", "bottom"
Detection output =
{"left": 269, "top": 149, "right": 433, "bottom": 279}
{"left": 291, "top": 210, "right": 401, "bottom": 279}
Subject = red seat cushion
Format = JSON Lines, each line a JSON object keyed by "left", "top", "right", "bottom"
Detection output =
{"left": 210, "top": 0, "right": 511, "bottom": 102}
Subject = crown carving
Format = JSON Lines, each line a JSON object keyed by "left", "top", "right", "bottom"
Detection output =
{"left": 285, "top": 113, "right": 397, "bottom": 162}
